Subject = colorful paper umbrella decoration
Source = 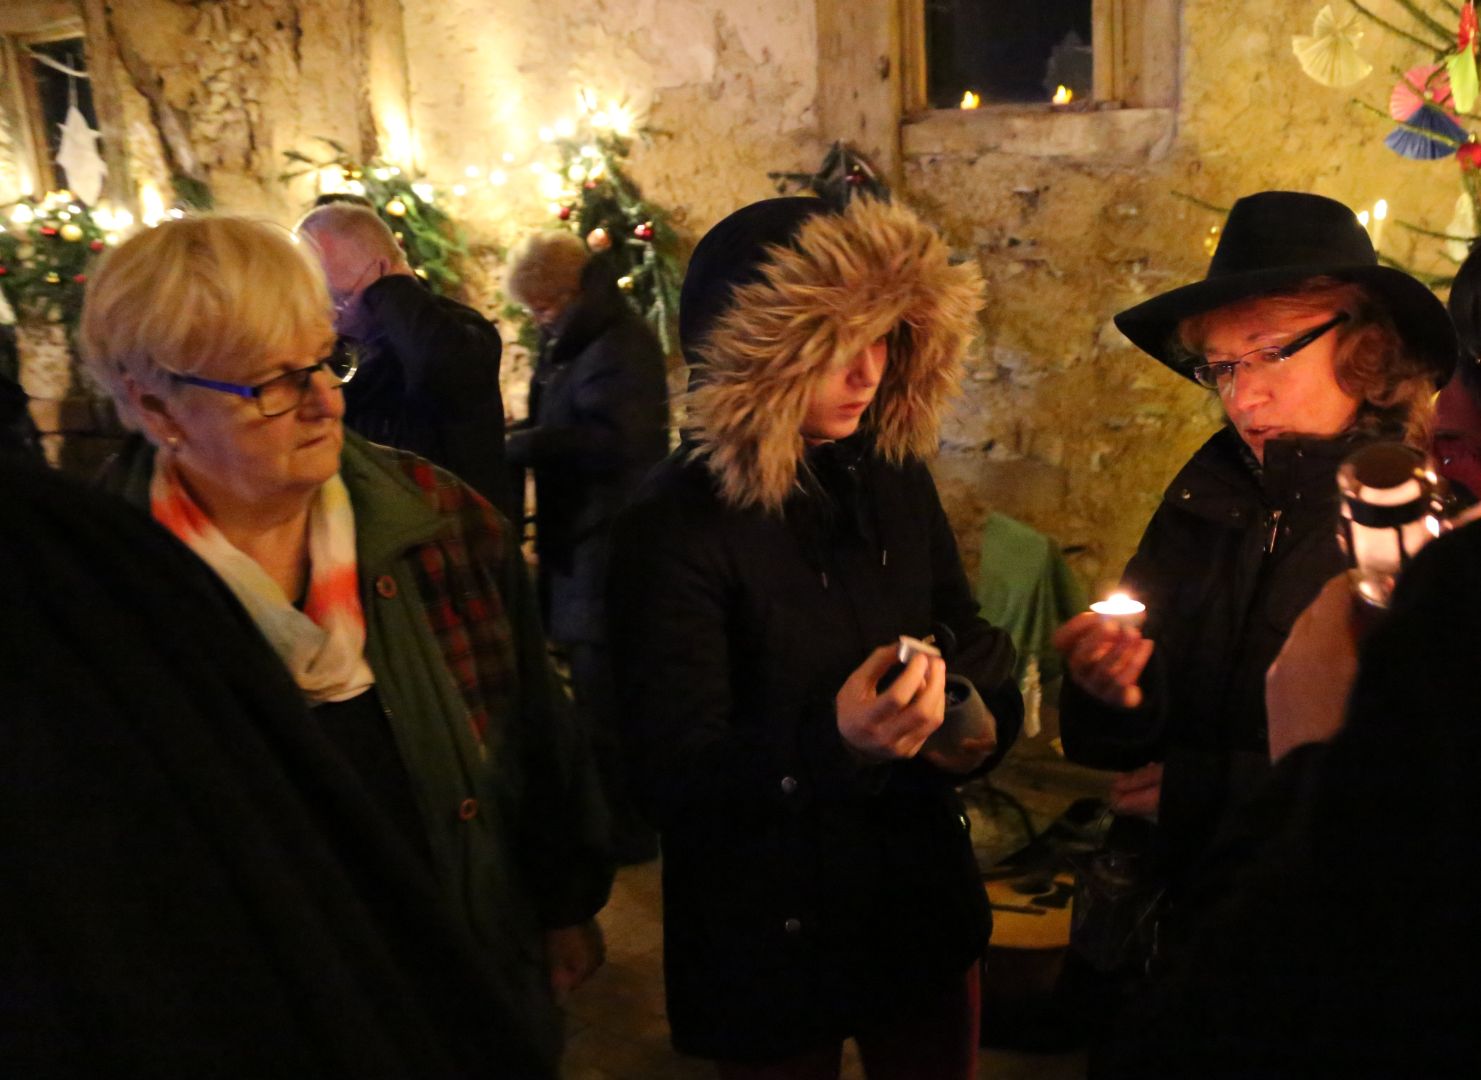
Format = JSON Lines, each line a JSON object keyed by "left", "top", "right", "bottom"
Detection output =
{"left": 1386, "top": 103, "right": 1468, "bottom": 160}
{"left": 1390, "top": 64, "right": 1455, "bottom": 121}
{"left": 1452, "top": 2, "right": 1481, "bottom": 113}
{"left": 1292, "top": 5, "right": 1371, "bottom": 88}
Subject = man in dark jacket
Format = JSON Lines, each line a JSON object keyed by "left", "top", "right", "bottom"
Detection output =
{"left": 297, "top": 203, "right": 513, "bottom": 518}
{"left": 506, "top": 234, "right": 670, "bottom": 862}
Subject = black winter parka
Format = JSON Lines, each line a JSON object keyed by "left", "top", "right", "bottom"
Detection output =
{"left": 1061, "top": 425, "right": 1383, "bottom": 884}
{"left": 608, "top": 437, "right": 1023, "bottom": 1062}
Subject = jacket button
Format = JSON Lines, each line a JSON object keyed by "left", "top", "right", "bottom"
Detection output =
{"left": 780, "top": 776, "right": 798, "bottom": 795}
{"left": 457, "top": 797, "right": 479, "bottom": 821}
{"left": 783, "top": 917, "right": 802, "bottom": 935}
{"left": 375, "top": 574, "right": 398, "bottom": 599}
{"left": 1179, "top": 489, "right": 1192, "bottom": 500}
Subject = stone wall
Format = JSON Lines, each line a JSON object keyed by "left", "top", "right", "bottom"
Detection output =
{"left": 904, "top": 0, "right": 1463, "bottom": 589}
{"left": 5, "top": 1, "right": 1464, "bottom": 594}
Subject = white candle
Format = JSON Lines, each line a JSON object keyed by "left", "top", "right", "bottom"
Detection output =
{"left": 1090, "top": 592, "right": 1146, "bottom": 630}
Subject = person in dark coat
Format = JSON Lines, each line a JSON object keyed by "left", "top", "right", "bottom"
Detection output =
{"left": 1435, "top": 241, "right": 1481, "bottom": 498}
{"left": 1052, "top": 192, "right": 1456, "bottom": 965}
{"left": 1096, "top": 508, "right": 1481, "bottom": 1077}
{"left": 0, "top": 367, "right": 40, "bottom": 459}
{"left": 297, "top": 203, "right": 514, "bottom": 518}
{"left": 505, "top": 232, "right": 670, "bottom": 863}
{"left": 0, "top": 455, "right": 550, "bottom": 1078}
{"left": 607, "top": 196, "right": 1024, "bottom": 1076}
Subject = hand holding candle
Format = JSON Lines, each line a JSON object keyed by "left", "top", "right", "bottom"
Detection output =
{"left": 1052, "top": 592, "right": 1155, "bottom": 710}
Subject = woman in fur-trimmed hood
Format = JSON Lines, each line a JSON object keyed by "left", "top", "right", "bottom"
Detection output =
{"left": 608, "top": 196, "right": 1023, "bottom": 1074}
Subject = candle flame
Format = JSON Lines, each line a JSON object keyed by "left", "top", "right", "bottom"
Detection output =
{"left": 1052, "top": 85, "right": 1073, "bottom": 105}
{"left": 960, "top": 90, "right": 981, "bottom": 110}
{"left": 1373, "top": 198, "right": 1388, "bottom": 221}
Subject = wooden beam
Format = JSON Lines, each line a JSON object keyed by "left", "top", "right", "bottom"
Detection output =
{"left": 0, "top": 2, "right": 81, "bottom": 38}
{"left": 78, "top": 0, "right": 133, "bottom": 208}
{"left": 815, "top": 0, "right": 902, "bottom": 185}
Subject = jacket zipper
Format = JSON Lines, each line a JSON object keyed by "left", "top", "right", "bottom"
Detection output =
{"left": 1263, "top": 508, "right": 1283, "bottom": 555}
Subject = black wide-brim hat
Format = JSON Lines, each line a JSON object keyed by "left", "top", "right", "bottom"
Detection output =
{"left": 1115, "top": 191, "right": 1457, "bottom": 386}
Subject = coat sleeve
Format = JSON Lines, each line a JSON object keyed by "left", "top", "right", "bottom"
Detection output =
{"left": 494, "top": 510, "right": 614, "bottom": 928}
{"left": 1057, "top": 502, "right": 1177, "bottom": 771}
{"left": 607, "top": 492, "right": 890, "bottom": 829}
{"left": 361, "top": 276, "right": 504, "bottom": 419}
{"left": 505, "top": 326, "right": 666, "bottom": 475}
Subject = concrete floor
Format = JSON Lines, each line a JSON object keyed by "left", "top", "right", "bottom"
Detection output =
{"left": 562, "top": 724, "right": 1098, "bottom": 1080}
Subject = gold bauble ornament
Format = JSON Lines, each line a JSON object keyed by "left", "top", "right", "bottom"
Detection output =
{"left": 385, "top": 198, "right": 407, "bottom": 217}
{"left": 59, "top": 223, "right": 83, "bottom": 242}
{"left": 44, "top": 271, "right": 60, "bottom": 284}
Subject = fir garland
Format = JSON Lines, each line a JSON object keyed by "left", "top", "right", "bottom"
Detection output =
{"left": 0, "top": 190, "right": 111, "bottom": 328}
{"left": 281, "top": 139, "right": 468, "bottom": 296}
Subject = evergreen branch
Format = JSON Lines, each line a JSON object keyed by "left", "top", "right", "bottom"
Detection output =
{"left": 1393, "top": 0, "right": 1459, "bottom": 44}
{"left": 1351, "top": 97, "right": 1464, "bottom": 145}
{"left": 1439, "top": 2, "right": 1462, "bottom": 18}
{"left": 1396, "top": 217, "right": 1476, "bottom": 242}
{"left": 1377, "top": 251, "right": 1454, "bottom": 286}
{"left": 1346, "top": 0, "right": 1451, "bottom": 52}
{"left": 1170, "top": 191, "right": 1231, "bottom": 215}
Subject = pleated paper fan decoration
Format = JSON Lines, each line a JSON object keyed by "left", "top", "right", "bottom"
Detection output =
{"left": 1385, "top": 103, "right": 1468, "bottom": 160}
{"left": 1390, "top": 64, "right": 1455, "bottom": 121}
{"left": 1292, "top": 5, "right": 1372, "bottom": 88}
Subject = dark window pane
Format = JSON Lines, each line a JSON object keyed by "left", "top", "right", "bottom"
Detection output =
{"left": 29, "top": 38, "right": 99, "bottom": 188}
{"left": 925, "top": 0, "right": 1093, "bottom": 108}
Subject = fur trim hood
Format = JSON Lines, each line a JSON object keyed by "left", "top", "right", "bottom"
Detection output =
{"left": 683, "top": 197, "right": 984, "bottom": 512}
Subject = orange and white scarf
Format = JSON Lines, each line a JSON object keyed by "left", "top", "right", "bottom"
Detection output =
{"left": 150, "top": 456, "right": 375, "bottom": 704}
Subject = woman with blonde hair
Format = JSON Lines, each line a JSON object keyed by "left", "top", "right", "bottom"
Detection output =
{"left": 83, "top": 216, "right": 612, "bottom": 1077}
{"left": 1052, "top": 191, "right": 1456, "bottom": 986}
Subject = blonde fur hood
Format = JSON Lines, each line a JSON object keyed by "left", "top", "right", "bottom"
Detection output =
{"left": 684, "top": 198, "right": 985, "bottom": 512}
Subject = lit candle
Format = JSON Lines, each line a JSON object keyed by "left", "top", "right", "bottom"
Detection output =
{"left": 1090, "top": 592, "right": 1146, "bottom": 630}
{"left": 1372, "top": 198, "right": 1389, "bottom": 255}
{"left": 1052, "top": 85, "right": 1073, "bottom": 106}
{"left": 960, "top": 90, "right": 981, "bottom": 110}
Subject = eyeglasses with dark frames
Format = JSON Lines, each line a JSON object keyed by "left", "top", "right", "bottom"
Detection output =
{"left": 1191, "top": 312, "right": 1351, "bottom": 392}
{"left": 169, "top": 344, "right": 360, "bottom": 418}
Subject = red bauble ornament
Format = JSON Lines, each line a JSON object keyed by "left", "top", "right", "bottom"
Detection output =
{"left": 0, "top": 266, "right": 8, "bottom": 276}
{"left": 634, "top": 221, "right": 654, "bottom": 241}
{"left": 73, "top": 273, "right": 87, "bottom": 283}
{"left": 89, "top": 239, "right": 105, "bottom": 252}
{"left": 1460, "top": 140, "right": 1481, "bottom": 171}
{"left": 558, "top": 205, "right": 573, "bottom": 221}
{"left": 583, "top": 180, "right": 598, "bottom": 190}
{"left": 586, "top": 227, "right": 612, "bottom": 252}
{"left": 39, "top": 226, "right": 58, "bottom": 237}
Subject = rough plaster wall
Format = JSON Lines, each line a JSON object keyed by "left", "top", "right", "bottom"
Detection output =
{"left": 98, "top": 0, "right": 381, "bottom": 217}
{"left": 914, "top": 0, "right": 1460, "bottom": 590}
{"left": 398, "top": 0, "right": 819, "bottom": 249}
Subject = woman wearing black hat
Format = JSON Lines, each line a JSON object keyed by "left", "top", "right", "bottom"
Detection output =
{"left": 607, "top": 197, "right": 1023, "bottom": 1077}
{"left": 1052, "top": 191, "right": 1456, "bottom": 964}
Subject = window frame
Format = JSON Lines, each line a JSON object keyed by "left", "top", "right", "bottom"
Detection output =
{"left": 900, "top": 0, "right": 1176, "bottom": 116}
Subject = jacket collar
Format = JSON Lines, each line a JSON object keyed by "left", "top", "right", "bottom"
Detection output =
{"left": 337, "top": 430, "right": 448, "bottom": 573}
{"left": 1167, "top": 424, "right": 1387, "bottom": 525}
{"left": 99, "top": 431, "right": 446, "bottom": 575}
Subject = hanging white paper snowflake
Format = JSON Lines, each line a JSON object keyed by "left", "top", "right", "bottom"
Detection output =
{"left": 55, "top": 103, "right": 106, "bottom": 205}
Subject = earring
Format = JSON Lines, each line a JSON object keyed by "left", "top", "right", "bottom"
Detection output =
{"left": 165, "top": 434, "right": 182, "bottom": 449}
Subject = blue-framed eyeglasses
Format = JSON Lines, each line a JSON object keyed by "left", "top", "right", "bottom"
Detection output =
{"left": 170, "top": 345, "right": 360, "bottom": 418}
{"left": 1191, "top": 312, "right": 1351, "bottom": 392}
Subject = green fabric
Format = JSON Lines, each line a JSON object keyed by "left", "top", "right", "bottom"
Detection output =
{"left": 98, "top": 433, "right": 597, "bottom": 1074}
{"left": 974, "top": 511, "right": 1086, "bottom": 683}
